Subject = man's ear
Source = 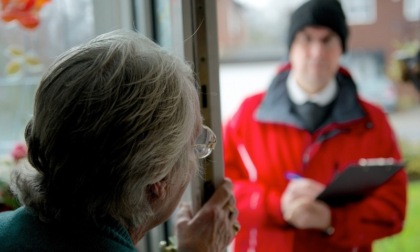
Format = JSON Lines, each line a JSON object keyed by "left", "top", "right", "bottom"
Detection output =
{"left": 146, "top": 179, "right": 168, "bottom": 203}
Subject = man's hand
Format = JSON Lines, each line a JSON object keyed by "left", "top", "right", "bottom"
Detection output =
{"left": 281, "top": 178, "right": 331, "bottom": 230}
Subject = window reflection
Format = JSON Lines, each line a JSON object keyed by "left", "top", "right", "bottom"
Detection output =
{"left": 0, "top": 0, "right": 94, "bottom": 155}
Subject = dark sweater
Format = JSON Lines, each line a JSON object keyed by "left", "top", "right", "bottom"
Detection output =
{"left": 0, "top": 207, "right": 137, "bottom": 252}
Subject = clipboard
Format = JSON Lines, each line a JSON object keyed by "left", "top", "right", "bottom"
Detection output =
{"left": 316, "top": 158, "right": 405, "bottom": 207}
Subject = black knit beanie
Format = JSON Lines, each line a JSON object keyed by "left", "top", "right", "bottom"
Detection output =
{"left": 288, "top": 0, "right": 348, "bottom": 52}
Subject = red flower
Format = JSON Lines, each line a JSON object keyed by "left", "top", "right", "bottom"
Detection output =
{"left": 11, "top": 143, "right": 27, "bottom": 162}
{"left": 1, "top": 0, "right": 51, "bottom": 29}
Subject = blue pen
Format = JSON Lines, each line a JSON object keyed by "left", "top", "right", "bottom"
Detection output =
{"left": 285, "top": 172, "right": 302, "bottom": 180}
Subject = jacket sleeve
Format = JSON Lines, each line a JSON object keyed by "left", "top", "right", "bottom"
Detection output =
{"left": 327, "top": 110, "right": 407, "bottom": 247}
{"left": 223, "top": 100, "right": 289, "bottom": 229}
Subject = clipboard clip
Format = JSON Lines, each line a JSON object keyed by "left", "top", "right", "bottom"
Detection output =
{"left": 358, "top": 158, "right": 400, "bottom": 166}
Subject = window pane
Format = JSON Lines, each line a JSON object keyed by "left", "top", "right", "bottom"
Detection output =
{"left": 0, "top": 0, "right": 94, "bottom": 155}
{"left": 334, "top": 0, "right": 376, "bottom": 25}
{"left": 404, "top": 0, "right": 420, "bottom": 21}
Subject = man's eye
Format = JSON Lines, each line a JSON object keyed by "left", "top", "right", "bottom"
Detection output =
{"left": 322, "top": 37, "right": 332, "bottom": 44}
{"left": 304, "top": 35, "right": 311, "bottom": 42}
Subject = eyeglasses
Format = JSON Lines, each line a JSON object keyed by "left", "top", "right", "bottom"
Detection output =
{"left": 194, "top": 125, "right": 217, "bottom": 159}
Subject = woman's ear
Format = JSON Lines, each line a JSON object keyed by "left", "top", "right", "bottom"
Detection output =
{"left": 146, "top": 179, "right": 168, "bottom": 203}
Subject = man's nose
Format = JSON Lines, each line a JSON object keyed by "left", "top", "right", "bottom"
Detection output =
{"left": 309, "top": 41, "right": 326, "bottom": 59}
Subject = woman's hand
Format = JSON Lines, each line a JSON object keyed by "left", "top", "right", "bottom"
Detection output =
{"left": 175, "top": 178, "right": 239, "bottom": 252}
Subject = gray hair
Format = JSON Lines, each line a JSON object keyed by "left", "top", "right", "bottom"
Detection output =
{"left": 10, "top": 29, "right": 200, "bottom": 229}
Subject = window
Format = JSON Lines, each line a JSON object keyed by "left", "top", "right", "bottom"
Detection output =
{"left": 152, "top": 0, "right": 185, "bottom": 58}
{"left": 404, "top": 0, "right": 420, "bottom": 21}
{"left": 341, "top": 0, "right": 376, "bottom": 25}
{"left": 0, "top": 0, "right": 94, "bottom": 155}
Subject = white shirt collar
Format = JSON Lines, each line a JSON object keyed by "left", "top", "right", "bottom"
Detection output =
{"left": 286, "top": 70, "right": 338, "bottom": 106}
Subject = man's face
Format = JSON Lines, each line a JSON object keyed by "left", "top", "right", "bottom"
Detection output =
{"left": 289, "top": 26, "right": 343, "bottom": 94}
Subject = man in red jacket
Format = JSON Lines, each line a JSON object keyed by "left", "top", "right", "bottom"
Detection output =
{"left": 223, "top": 0, "right": 407, "bottom": 251}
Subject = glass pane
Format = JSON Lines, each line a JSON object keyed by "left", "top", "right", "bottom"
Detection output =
{"left": 218, "top": 1, "right": 420, "bottom": 251}
{"left": 153, "top": 0, "right": 184, "bottom": 58}
{"left": 0, "top": 0, "right": 94, "bottom": 155}
{"left": 341, "top": 0, "right": 376, "bottom": 24}
{"left": 404, "top": 0, "right": 420, "bottom": 21}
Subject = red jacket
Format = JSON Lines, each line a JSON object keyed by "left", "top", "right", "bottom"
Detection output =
{"left": 223, "top": 66, "right": 407, "bottom": 252}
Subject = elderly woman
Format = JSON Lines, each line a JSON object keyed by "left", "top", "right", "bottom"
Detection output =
{"left": 0, "top": 30, "right": 239, "bottom": 251}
